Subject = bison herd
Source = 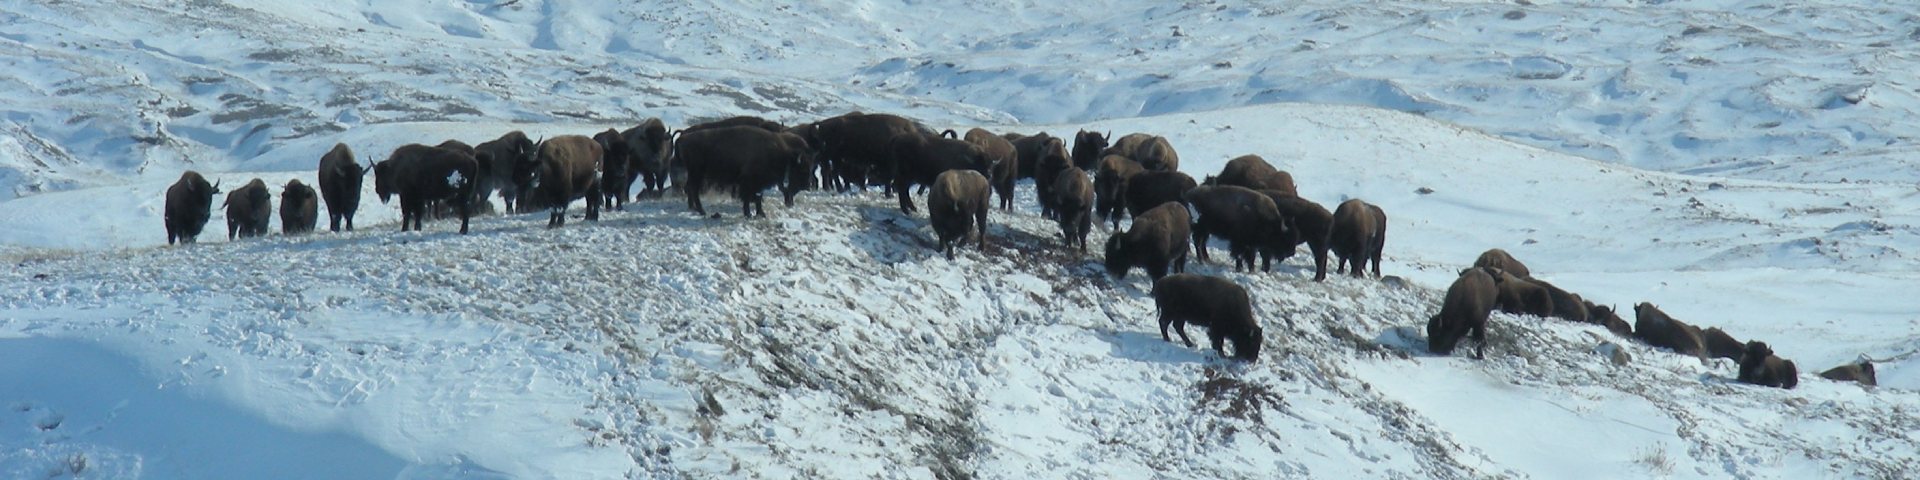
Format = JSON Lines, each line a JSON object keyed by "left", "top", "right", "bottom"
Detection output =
{"left": 156, "top": 112, "right": 1877, "bottom": 391}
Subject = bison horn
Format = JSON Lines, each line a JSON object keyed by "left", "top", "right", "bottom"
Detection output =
{"left": 1104, "top": 130, "right": 1111, "bottom": 139}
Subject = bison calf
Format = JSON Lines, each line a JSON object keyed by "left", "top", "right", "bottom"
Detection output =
{"left": 1105, "top": 201, "right": 1191, "bottom": 281}
{"left": 1330, "top": 199, "right": 1387, "bottom": 278}
{"left": 280, "top": 179, "right": 318, "bottom": 235}
{"left": 1736, "top": 341, "right": 1798, "bottom": 389}
{"left": 225, "top": 178, "right": 272, "bottom": 240}
{"left": 1429, "top": 267, "right": 1502, "bottom": 358}
{"left": 928, "top": 170, "right": 991, "bottom": 259}
{"left": 1152, "top": 274, "right": 1263, "bottom": 362}
{"left": 164, "top": 171, "right": 221, "bottom": 245}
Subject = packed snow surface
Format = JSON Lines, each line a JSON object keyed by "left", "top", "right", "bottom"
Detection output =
{"left": 2, "top": 1, "right": 1918, "bottom": 479}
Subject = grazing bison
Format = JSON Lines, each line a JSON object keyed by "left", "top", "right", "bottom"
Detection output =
{"left": 317, "top": 143, "right": 369, "bottom": 232}
{"left": 224, "top": 178, "right": 272, "bottom": 240}
{"left": 1737, "top": 341, "right": 1798, "bottom": 389}
{"left": 963, "top": 128, "right": 1019, "bottom": 210}
{"left": 799, "top": 112, "right": 920, "bottom": 192}
{"left": 1260, "top": 191, "right": 1335, "bottom": 281}
{"left": 1183, "top": 185, "right": 1292, "bottom": 273}
{"left": 279, "top": 179, "right": 318, "bottom": 235}
{"left": 1053, "top": 165, "right": 1095, "bottom": 251}
{"left": 1071, "top": 130, "right": 1109, "bottom": 171}
{"left": 888, "top": 131, "right": 992, "bottom": 214}
{"left": 1103, "top": 133, "right": 1179, "bottom": 172}
{"left": 375, "top": 144, "right": 479, "bottom": 234}
{"left": 473, "top": 131, "right": 538, "bottom": 213}
{"left": 677, "top": 125, "right": 813, "bottom": 218}
{"left": 622, "top": 118, "right": 673, "bottom": 199}
{"left": 1491, "top": 269, "right": 1554, "bottom": 317}
{"left": 1428, "top": 267, "right": 1504, "bottom": 358}
{"left": 1152, "top": 274, "right": 1263, "bottom": 362}
{"left": 1330, "top": 199, "right": 1387, "bottom": 278}
{"left": 164, "top": 171, "right": 221, "bottom": 245}
{"left": 1005, "top": 131, "right": 1057, "bottom": 180}
{"left": 1632, "top": 303, "right": 1708, "bottom": 360}
{"left": 1124, "top": 171, "right": 1198, "bottom": 219}
{"left": 1587, "top": 302, "right": 1634, "bottom": 336}
{"left": 1700, "top": 327, "right": 1745, "bottom": 361}
{"left": 1820, "top": 361, "right": 1876, "bottom": 387}
{"left": 1213, "top": 155, "right": 1296, "bottom": 196}
{"left": 593, "top": 128, "right": 632, "bottom": 210}
{"left": 1105, "top": 201, "right": 1191, "bottom": 281}
{"left": 1473, "top": 249, "right": 1531, "bottom": 278}
{"left": 1030, "top": 137, "right": 1074, "bottom": 219}
{"left": 532, "top": 135, "right": 604, "bottom": 228}
{"left": 927, "top": 170, "right": 991, "bottom": 259}
{"left": 1095, "top": 154, "right": 1146, "bottom": 229}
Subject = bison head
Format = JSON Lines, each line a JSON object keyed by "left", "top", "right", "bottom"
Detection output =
{"left": 1232, "top": 326, "right": 1263, "bottom": 362}
{"left": 778, "top": 132, "right": 817, "bottom": 207}
{"left": 1426, "top": 314, "right": 1458, "bottom": 354}
{"left": 1103, "top": 234, "right": 1130, "bottom": 278}
{"left": 373, "top": 159, "right": 397, "bottom": 204}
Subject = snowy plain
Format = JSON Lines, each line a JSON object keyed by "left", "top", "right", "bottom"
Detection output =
{"left": 3, "top": 0, "right": 1919, "bottom": 479}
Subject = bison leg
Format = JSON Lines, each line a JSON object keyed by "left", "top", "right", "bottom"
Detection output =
{"left": 895, "top": 179, "right": 916, "bottom": 214}
{"left": 1158, "top": 311, "right": 1175, "bottom": 343}
{"left": 974, "top": 206, "right": 989, "bottom": 251}
{"left": 458, "top": 199, "right": 471, "bottom": 235}
{"left": 1471, "top": 320, "right": 1488, "bottom": 360}
{"left": 1190, "top": 225, "right": 1210, "bottom": 263}
{"left": 1173, "top": 320, "right": 1196, "bottom": 349}
{"left": 1210, "top": 331, "right": 1228, "bottom": 359}
{"left": 587, "top": 184, "right": 602, "bottom": 222}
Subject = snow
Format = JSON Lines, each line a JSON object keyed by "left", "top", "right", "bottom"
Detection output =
{"left": 2, "top": 0, "right": 1918, "bottom": 479}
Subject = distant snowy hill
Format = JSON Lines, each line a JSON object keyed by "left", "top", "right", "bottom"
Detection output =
{"left": 2, "top": 1, "right": 1918, "bottom": 479}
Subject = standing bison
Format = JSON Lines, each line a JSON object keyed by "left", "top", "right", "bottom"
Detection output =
{"left": 1212, "top": 155, "right": 1296, "bottom": 196}
{"left": 1005, "top": 131, "right": 1058, "bottom": 180}
{"left": 1030, "top": 137, "right": 1073, "bottom": 219}
{"left": 1053, "top": 165, "right": 1095, "bottom": 251}
{"left": 1262, "top": 192, "right": 1335, "bottom": 281}
{"left": 279, "top": 179, "right": 318, "bottom": 235}
{"left": 622, "top": 118, "right": 673, "bottom": 199}
{"left": 677, "top": 126, "right": 814, "bottom": 218}
{"left": 799, "top": 112, "right": 920, "bottom": 193}
{"left": 1737, "top": 341, "right": 1799, "bottom": 389}
{"left": 533, "top": 135, "right": 604, "bottom": 228}
{"left": 1700, "top": 327, "right": 1745, "bottom": 361}
{"left": 1124, "top": 171, "right": 1197, "bottom": 219}
{"left": 1183, "top": 185, "right": 1293, "bottom": 272}
{"left": 1103, "top": 133, "right": 1179, "bottom": 172}
{"left": 963, "top": 128, "right": 1019, "bottom": 210}
{"left": 1095, "top": 154, "right": 1145, "bottom": 229}
{"left": 375, "top": 144, "right": 479, "bottom": 234}
{"left": 164, "top": 171, "right": 221, "bottom": 245}
{"left": 888, "top": 131, "right": 992, "bottom": 215}
{"left": 317, "top": 143, "right": 369, "bottom": 232}
{"left": 1330, "top": 199, "right": 1387, "bottom": 278}
{"left": 593, "top": 128, "right": 632, "bottom": 210}
{"left": 224, "top": 178, "right": 272, "bottom": 240}
{"left": 1152, "top": 274, "right": 1263, "bottom": 362}
{"left": 1429, "top": 267, "right": 1504, "bottom": 358}
{"left": 927, "top": 170, "right": 991, "bottom": 259}
{"left": 1105, "top": 201, "right": 1191, "bottom": 281}
{"left": 1071, "top": 130, "right": 1109, "bottom": 171}
{"left": 473, "top": 131, "right": 538, "bottom": 213}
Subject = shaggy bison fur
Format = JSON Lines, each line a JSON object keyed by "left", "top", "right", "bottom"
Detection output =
{"left": 1095, "top": 154, "right": 1146, "bottom": 229}
{"left": 1737, "top": 341, "right": 1799, "bottom": 389}
{"left": 224, "top": 178, "right": 272, "bottom": 240}
{"left": 928, "top": 170, "right": 991, "bottom": 259}
{"left": 889, "top": 131, "right": 992, "bottom": 214}
{"left": 1030, "top": 137, "right": 1073, "bottom": 219}
{"left": 1053, "top": 165, "right": 1096, "bottom": 251}
{"left": 473, "top": 131, "right": 537, "bottom": 213}
{"left": 279, "top": 179, "right": 318, "bottom": 235}
{"left": 677, "top": 126, "right": 814, "bottom": 218}
{"left": 532, "top": 135, "right": 604, "bottom": 228}
{"left": 1005, "top": 131, "right": 1057, "bottom": 180}
{"left": 374, "top": 144, "right": 479, "bottom": 234}
{"left": 621, "top": 118, "right": 673, "bottom": 199}
{"left": 1330, "top": 199, "right": 1387, "bottom": 278}
{"left": 1124, "top": 171, "right": 1197, "bottom": 219}
{"left": 1071, "top": 130, "right": 1109, "bottom": 171}
{"left": 164, "top": 171, "right": 221, "bottom": 245}
{"left": 1472, "top": 248, "right": 1530, "bottom": 278}
{"left": 1105, "top": 201, "right": 1191, "bottom": 281}
{"left": 1184, "top": 185, "right": 1293, "bottom": 273}
{"left": 1104, "top": 133, "right": 1179, "bottom": 172}
{"left": 1261, "top": 192, "right": 1335, "bottom": 281}
{"left": 1152, "top": 274, "right": 1263, "bottom": 362}
{"left": 1428, "top": 267, "right": 1504, "bottom": 358}
{"left": 316, "top": 143, "right": 368, "bottom": 232}
{"left": 963, "top": 128, "right": 1019, "bottom": 210}
{"left": 1213, "top": 155, "right": 1296, "bottom": 196}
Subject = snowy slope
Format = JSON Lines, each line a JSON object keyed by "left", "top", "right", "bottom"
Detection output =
{"left": 2, "top": 0, "right": 1919, "bottom": 479}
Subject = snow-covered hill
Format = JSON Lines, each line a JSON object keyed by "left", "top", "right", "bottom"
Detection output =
{"left": 2, "top": 1, "right": 1918, "bottom": 479}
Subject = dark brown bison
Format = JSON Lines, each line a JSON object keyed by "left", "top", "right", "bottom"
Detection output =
{"left": 1473, "top": 249, "right": 1530, "bottom": 278}
{"left": 279, "top": 179, "right": 318, "bottom": 235}
{"left": 593, "top": 128, "right": 632, "bottom": 210}
{"left": 1737, "top": 341, "right": 1798, "bottom": 389}
{"left": 1527, "top": 278, "right": 1590, "bottom": 324}
{"left": 1632, "top": 303, "right": 1708, "bottom": 360}
{"left": 928, "top": 170, "right": 991, "bottom": 259}
{"left": 1124, "top": 171, "right": 1197, "bottom": 219}
{"left": 532, "top": 135, "right": 604, "bottom": 228}
{"left": 164, "top": 171, "right": 221, "bottom": 245}
{"left": 1587, "top": 302, "right": 1634, "bottom": 336}
{"left": 375, "top": 144, "right": 479, "bottom": 234}
{"left": 1095, "top": 154, "right": 1146, "bottom": 229}
{"left": 677, "top": 125, "right": 813, "bottom": 218}
{"left": 622, "top": 118, "right": 673, "bottom": 199}
{"left": 317, "top": 143, "right": 369, "bottom": 232}
{"left": 1819, "top": 361, "right": 1876, "bottom": 387}
{"left": 473, "top": 131, "right": 537, "bottom": 213}
{"left": 1260, "top": 192, "right": 1335, "bottom": 281}
{"left": 1005, "top": 131, "right": 1057, "bottom": 180}
{"left": 1071, "top": 130, "right": 1109, "bottom": 171}
{"left": 1700, "top": 327, "right": 1745, "bottom": 361}
{"left": 1183, "top": 185, "right": 1293, "bottom": 273}
{"left": 798, "top": 112, "right": 919, "bottom": 193}
{"left": 1105, "top": 201, "right": 1191, "bottom": 281}
{"left": 435, "top": 139, "right": 475, "bottom": 157}
{"left": 1429, "top": 267, "right": 1504, "bottom": 358}
{"left": 1030, "top": 136, "right": 1074, "bottom": 219}
{"left": 963, "top": 128, "right": 1019, "bottom": 210}
{"left": 1491, "top": 269, "right": 1554, "bottom": 317}
{"left": 1212, "top": 155, "right": 1296, "bottom": 196}
{"left": 1330, "top": 199, "right": 1387, "bottom": 278}
{"left": 224, "top": 178, "right": 272, "bottom": 240}
{"left": 1103, "top": 133, "right": 1179, "bottom": 172}
{"left": 888, "top": 131, "right": 992, "bottom": 215}
{"left": 1053, "top": 165, "right": 1095, "bottom": 251}
{"left": 1152, "top": 274, "right": 1263, "bottom": 362}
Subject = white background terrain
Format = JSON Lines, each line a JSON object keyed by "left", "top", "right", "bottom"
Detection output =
{"left": 2, "top": 0, "right": 1917, "bottom": 478}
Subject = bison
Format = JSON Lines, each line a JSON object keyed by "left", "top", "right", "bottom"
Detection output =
{"left": 1124, "top": 171, "right": 1198, "bottom": 219}
{"left": 164, "top": 171, "right": 221, "bottom": 245}
{"left": 1587, "top": 302, "right": 1634, "bottom": 337}
{"left": 1071, "top": 130, "right": 1109, "bottom": 171}
{"left": 1212, "top": 155, "right": 1296, "bottom": 196}
{"left": 1105, "top": 201, "right": 1191, "bottom": 281}
{"left": 1103, "top": 133, "right": 1179, "bottom": 172}
{"left": 1819, "top": 361, "right": 1876, "bottom": 387}
{"left": 1428, "top": 267, "right": 1504, "bottom": 358}
{"left": 1737, "top": 341, "right": 1798, "bottom": 389}
{"left": 798, "top": 112, "right": 920, "bottom": 193}
{"left": 1631, "top": 303, "right": 1708, "bottom": 360}
{"left": 888, "top": 131, "right": 992, "bottom": 214}
{"left": 1005, "top": 131, "right": 1057, "bottom": 180}
{"left": 317, "top": 143, "right": 369, "bottom": 232}
{"left": 279, "top": 179, "right": 318, "bottom": 235}
{"left": 1700, "top": 327, "right": 1745, "bottom": 361}
{"left": 593, "top": 128, "right": 632, "bottom": 210}
{"left": 1183, "top": 185, "right": 1293, "bottom": 273}
{"left": 532, "top": 135, "right": 604, "bottom": 228}
{"left": 1053, "top": 165, "right": 1095, "bottom": 251}
{"left": 1095, "top": 154, "right": 1145, "bottom": 229}
{"left": 1330, "top": 199, "right": 1386, "bottom": 278}
{"left": 473, "top": 131, "right": 538, "bottom": 213}
{"left": 1152, "top": 274, "right": 1263, "bottom": 362}
{"left": 963, "top": 128, "right": 1019, "bottom": 210}
{"left": 1473, "top": 249, "right": 1530, "bottom": 278}
{"left": 928, "top": 170, "right": 991, "bottom": 259}
{"left": 1030, "top": 136, "right": 1073, "bottom": 219}
{"left": 1528, "top": 278, "right": 1590, "bottom": 324}
{"left": 622, "top": 118, "right": 673, "bottom": 199}
{"left": 224, "top": 178, "right": 272, "bottom": 240}
{"left": 677, "top": 125, "right": 814, "bottom": 218}
{"left": 1491, "top": 269, "right": 1554, "bottom": 317}
{"left": 1261, "top": 192, "right": 1335, "bottom": 281}
{"left": 375, "top": 144, "right": 479, "bottom": 234}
